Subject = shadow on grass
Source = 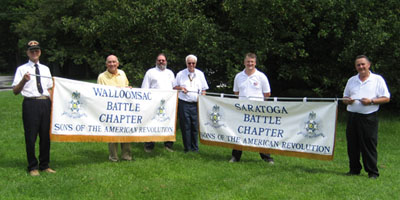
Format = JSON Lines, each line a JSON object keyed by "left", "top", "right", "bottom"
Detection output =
{"left": 0, "top": 159, "right": 26, "bottom": 170}
{"left": 52, "top": 142, "right": 190, "bottom": 165}
{"left": 198, "top": 149, "right": 236, "bottom": 162}
{"left": 279, "top": 163, "right": 345, "bottom": 176}
{"left": 51, "top": 149, "right": 108, "bottom": 169}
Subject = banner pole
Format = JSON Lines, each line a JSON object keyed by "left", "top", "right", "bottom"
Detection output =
{"left": 196, "top": 91, "right": 349, "bottom": 101}
{"left": 29, "top": 73, "right": 52, "bottom": 79}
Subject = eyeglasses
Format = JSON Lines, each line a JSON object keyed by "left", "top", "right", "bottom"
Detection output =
{"left": 187, "top": 62, "right": 196, "bottom": 65}
{"left": 29, "top": 49, "right": 40, "bottom": 53}
{"left": 157, "top": 59, "right": 166, "bottom": 62}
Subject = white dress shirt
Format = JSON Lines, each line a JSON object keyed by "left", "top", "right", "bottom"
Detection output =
{"left": 174, "top": 68, "right": 209, "bottom": 102}
{"left": 12, "top": 60, "right": 53, "bottom": 97}
{"left": 141, "top": 66, "right": 175, "bottom": 90}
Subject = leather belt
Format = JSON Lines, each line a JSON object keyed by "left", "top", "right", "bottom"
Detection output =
{"left": 24, "top": 96, "right": 49, "bottom": 100}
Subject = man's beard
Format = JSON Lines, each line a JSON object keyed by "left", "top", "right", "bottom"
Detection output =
{"left": 157, "top": 64, "right": 167, "bottom": 70}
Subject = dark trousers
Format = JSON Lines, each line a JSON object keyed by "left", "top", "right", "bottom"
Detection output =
{"left": 22, "top": 98, "right": 51, "bottom": 171}
{"left": 346, "top": 111, "right": 379, "bottom": 176}
{"left": 144, "top": 141, "right": 174, "bottom": 150}
{"left": 178, "top": 100, "right": 199, "bottom": 152}
{"left": 232, "top": 150, "right": 273, "bottom": 162}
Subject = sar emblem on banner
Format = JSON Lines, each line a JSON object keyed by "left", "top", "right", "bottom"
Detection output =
{"left": 297, "top": 111, "right": 325, "bottom": 138}
{"left": 62, "top": 91, "right": 87, "bottom": 118}
{"left": 153, "top": 99, "right": 170, "bottom": 122}
{"left": 205, "top": 104, "right": 225, "bottom": 128}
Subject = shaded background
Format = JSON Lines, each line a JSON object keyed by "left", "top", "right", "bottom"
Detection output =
{"left": 1, "top": 0, "right": 398, "bottom": 109}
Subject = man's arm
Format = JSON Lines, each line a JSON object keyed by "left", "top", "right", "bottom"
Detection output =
{"left": 173, "top": 86, "right": 188, "bottom": 94}
{"left": 363, "top": 96, "right": 390, "bottom": 105}
{"left": 13, "top": 72, "right": 30, "bottom": 95}
{"left": 141, "top": 71, "right": 150, "bottom": 89}
{"left": 373, "top": 97, "right": 390, "bottom": 104}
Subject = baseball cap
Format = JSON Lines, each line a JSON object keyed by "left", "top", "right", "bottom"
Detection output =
{"left": 27, "top": 40, "right": 40, "bottom": 50}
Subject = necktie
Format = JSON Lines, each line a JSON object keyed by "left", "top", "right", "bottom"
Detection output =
{"left": 34, "top": 64, "right": 43, "bottom": 94}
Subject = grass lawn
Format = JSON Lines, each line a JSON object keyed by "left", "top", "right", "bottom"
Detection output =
{"left": 1, "top": 90, "right": 399, "bottom": 200}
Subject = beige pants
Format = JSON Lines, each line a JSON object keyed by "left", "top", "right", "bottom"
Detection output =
{"left": 108, "top": 143, "right": 131, "bottom": 161}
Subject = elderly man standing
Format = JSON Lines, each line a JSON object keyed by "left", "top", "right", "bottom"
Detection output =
{"left": 174, "top": 54, "right": 209, "bottom": 153}
{"left": 12, "top": 40, "right": 56, "bottom": 176}
{"left": 343, "top": 55, "right": 390, "bottom": 179}
{"left": 141, "top": 53, "right": 175, "bottom": 153}
{"left": 97, "top": 55, "right": 132, "bottom": 162}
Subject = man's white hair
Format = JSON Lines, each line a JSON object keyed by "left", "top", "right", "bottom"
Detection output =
{"left": 185, "top": 54, "right": 197, "bottom": 63}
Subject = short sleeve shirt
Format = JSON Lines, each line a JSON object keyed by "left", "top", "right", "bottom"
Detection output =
{"left": 174, "top": 68, "right": 209, "bottom": 102}
{"left": 97, "top": 69, "right": 129, "bottom": 87}
{"left": 233, "top": 69, "right": 270, "bottom": 101}
{"left": 12, "top": 60, "right": 53, "bottom": 97}
{"left": 141, "top": 66, "right": 175, "bottom": 90}
{"left": 343, "top": 71, "right": 390, "bottom": 114}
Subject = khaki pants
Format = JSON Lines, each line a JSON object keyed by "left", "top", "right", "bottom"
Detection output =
{"left": 108, "top": 143, "right": 131, "bottom": 161}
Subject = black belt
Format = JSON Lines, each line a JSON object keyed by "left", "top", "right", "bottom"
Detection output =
{"left": 179, "top": 99, "right": 197, "bottom": 105}
{"left": 348, "top": 111, "right": 377, "bottom": 117}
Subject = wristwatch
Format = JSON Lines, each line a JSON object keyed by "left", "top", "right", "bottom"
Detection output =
{"left": 370, "top": 99, "right": 374, "bottom": 105}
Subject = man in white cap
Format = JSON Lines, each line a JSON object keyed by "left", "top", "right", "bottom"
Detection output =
{"left": 12, "top": 40, "right": 56, "bottom": 176}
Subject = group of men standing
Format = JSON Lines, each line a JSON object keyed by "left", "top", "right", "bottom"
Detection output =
{"left": 96, "top": 53, "right": 210, "bottom": 161}
{"left": 12, "top": 40, "right": 390, "bottom": 179}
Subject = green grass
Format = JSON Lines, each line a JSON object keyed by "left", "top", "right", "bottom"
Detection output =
{"left": 1, "top": 90, "right": 399, "bottom": 200}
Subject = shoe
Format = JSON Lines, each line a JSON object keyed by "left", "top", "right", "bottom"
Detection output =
{"left": 122, "top": 156, "right": 132, "bottom": 161}
{"left": 262, "top": 157, "right": 274, "bottom": 165}
{"left": 368, "top": 174, "right": 378, "bottom": 179}
{"left": 229, "top": 157, "right": 238, "bottom": 163}
{"left": 42, "top": 168, "right": 56, "bottom": 173}
{"left": 29, "top": 169, "right": 40, "bottom": 176}
{"left": 109, "top": 157, "right": 118, "bottom": 162}
{"left": 346, "top": 171, "right": 360, "bottom": 176}
{"left": 165, "top": 146, "right": 174, "bottom": 152}
{"left": 144, "top": 147, "right": 152, "bottom": 153}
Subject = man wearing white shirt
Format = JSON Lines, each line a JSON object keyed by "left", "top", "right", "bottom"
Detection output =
{"left": 174, "top": 54, "right": 209, "bottom": 153}
{"left": 141, "top": 53, "right": 175, "bottom": 152}
{"left": 12, "top": 40, "right": 56, "bottom": 176}
{"left": 343, "top": 55, "right": 390, "bottom": 179}
{"left": 229, "top": 53, "right": 274, "bottom": 164}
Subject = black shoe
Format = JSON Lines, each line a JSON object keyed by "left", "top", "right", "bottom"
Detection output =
{"left": 368, "top": 174, "right": 378, "bottom": 179}
{"left": 346, "top": 171, "right": 360, "bottom": 176}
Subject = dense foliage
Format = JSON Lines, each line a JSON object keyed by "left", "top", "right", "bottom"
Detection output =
{"left": 1, "top": 0, "right": 399, "bottom": 108}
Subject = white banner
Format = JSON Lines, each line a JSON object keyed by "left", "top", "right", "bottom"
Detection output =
{"left": 50, "top": 77, "right": 178, "bottom": 142}
{"left": 199, "top": 95, "right": 338, "bottom": 160}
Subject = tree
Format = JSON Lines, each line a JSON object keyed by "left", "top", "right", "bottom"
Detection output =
{"left": 0, "top": 0, "right": 28, "bottom": 73}
{"left": 5, "top": 0, "right": 400, "bottom": 108}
